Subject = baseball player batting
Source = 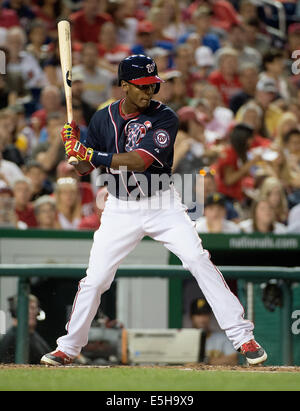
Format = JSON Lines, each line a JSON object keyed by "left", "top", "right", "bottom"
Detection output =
{"left": 41, "top": 55, "right": 267, "bottom": 366}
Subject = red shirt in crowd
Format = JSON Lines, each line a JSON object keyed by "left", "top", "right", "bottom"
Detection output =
{"left": 31, "top": 108, "right": 47, "bottom": 131}
{"left": 214, "top": 146, "right": 245, "bottom": 201}
{"left": 0, "top": 9, "right": 20, "bottom": 28}
{"left": 79, "top": 182, "right": 95, "bottom": 217}
{"left": 78, "top": 213, "right": 100, "bottom": 230}
{"left": 187, "top": 0, "right": 240, "bottom": 31}
{"left": 208, "top": 70, "right": 241, "bottom": 107}
{"left": 70, "top": 11, "right": 112, "bottom": 43}
{"left": 15, "top": 205, "right": 38, "bottom": 228}
{"left": 251, "top": 135, "right": 271, "bottom": 148}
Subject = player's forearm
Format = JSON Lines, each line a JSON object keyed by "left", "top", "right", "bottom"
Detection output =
{"left": 110, "top": 152, "right": 146, "bottom": 172}
{"left": 90, "top": 150, "right": 146, "bottom": 172}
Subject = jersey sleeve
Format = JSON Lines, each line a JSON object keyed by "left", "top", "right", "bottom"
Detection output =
{"left": 135, "top": 108, "right": 179, "bottom": 168}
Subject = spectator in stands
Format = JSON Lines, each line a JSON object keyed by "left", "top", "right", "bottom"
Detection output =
{"left": 239, "top": 198, "right": 287, "bottom": 233}
{"left": 189, "top": 167, "right": 240, "bottom": 222}
{"left": 242, "top": 17, "right": 271, "bottom": 56}
{"left": 31, "top": 85, "right": 64, "bottom": 133}
{"left": 0, "top": 294, "right": 51, "bottom": 364}
{"left": 214, "top": 123, "right": 262, "bottom": 203}
{"left": 173, "top": 43, "right": 199, "bottom": 98}
{"left": 5, "top": 26, "right": 46, "bottom": 92}
{"left": 0, "top": 134, "right": 24, "bottom": 187}
{"left": 42, "top": 39, "right": 63, "bottom": 88}
{"left": 152, "top": 0, "right": 186, "bottom": 43}
{"left": 26, "top": 19, "right": 48, "bottom": 67}
{"left": 229, "top": 63, "right": 259, "bottom": 115}
{"left": 274, "top": 112, "right": 298, "bottom": 148}
{"left": 148, "top": 47, "right": 170, "bottom": 73}
{"left": 31, "top": 0, "right": 63, "bottom": 38}
{"left": 194, "top": 45, "right": 215, "bottom": 80}
{"left": 239, "top": 0, "right": 259, "bottom": 22}
{"left": 97, "top": 78, "right": 124, "bottom": 111}
{"left": 0, "top": 45, "right": 29, "bottom": 102}
{"left": 208, "top": 47, "right": 241, "bottom": 106}
{"left": 197, "top": 84, "right": 233, "bottom": 135}
{"left": 190, "top": 297, "right": 238, "bottom": 365}
{"left": 24, "top": 160, "right": 53, "bottom": 201}
{"left": 56, "top": 160, "right": 95, "bottom": 218}
{"left": 0, "top": 107, "right": 25, "bottom": 167}
{"left": 0, "top": 72, "right": 17, "bottom": 110}
{"left": 2, "top": 0, "right": 36, "bottom": 29}
{"left": 0, "top": 180, "right": 18, "bottom": 228}
{"left": 288, "top": 98, "right": 300, "bottom": 124}
{"left": 147, "top": 6, "right": 174, "bottom": 43}
{"left": 32, "top": 112, "right": 65, "bottom": 179}
{"left": 260, "top": 49, "right": 291, "bottom": 101}
{"left": 258, "top": 177, "right": 288, "bottom": 224}
{"left": 186, "top": 0, "right": 240, "bottom": 33}
{"left": 195, "top": 192, "right": 241, "bottom": 233}
{"left": 13, "top": 177, "right": 37, "bottom": 228}
{"left": 72, "top": 42, "right": 113, "bottom": 109}
{"left": 236, "top": 77, "right": 282, "bottom": 139}
{"left": 34, "top": 195, "right": 60, "bottom": 229}
{"left": 131, "top": 19, "right": 174, "bottom": 63}
{"left": 275, "top": 129, "right": 300, "bottom": 192}
{"left": 225, "top": 23, "right": 262, "bottom": 68}
{"left": 106, "top": 0, "right": 138, "bottom": 48}
{"left": 287, "top": 203, "right": 300, "bottom": 233}
{"left": 78, "top": 186, "right": 108, "bottom": 230}
{"left": 190, "top": 6, "right": 220, "bottom": 53}
{"left": 155, "top": 70, "right": 183, "bottom": 110}
{"left": 131, "top": 19, "right": 154, "bottom": 54}
{"left": 97, "top": 21, "right": 130, "bottom": 72}
{"left": 54, "top": 177, "right": 82, "bottom": 230}
{"left": 282, "top": 129, "right": 300, "bottom": 164}
{"left": 173, "top": 106, "right": 207, "bottom": 174}
{"left": 0, "top": 3, "right": 20, "bottom": 29}
{"left": 238, "top": 101, "right": 271, "bottom": 149}
{"left": 71, "top": 71, "right": 96, "bottom": 126}
{"left": 192, "top": 94, "right": 233, "bottom": 144}
{"left": 70, "top": 0, "right": 112, "bottom": 44}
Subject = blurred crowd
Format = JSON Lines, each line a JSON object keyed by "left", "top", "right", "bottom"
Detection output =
{"left": 1, "top": 0, "right": 300, "bottom": 234}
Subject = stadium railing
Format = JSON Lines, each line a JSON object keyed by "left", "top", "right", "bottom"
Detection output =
{"left": 0, "top": 264, "right": 299, "bottom": 365}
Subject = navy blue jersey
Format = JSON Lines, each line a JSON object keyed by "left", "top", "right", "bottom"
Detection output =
{"left": 85, "top": 99, "right": 179, "bottom": 199}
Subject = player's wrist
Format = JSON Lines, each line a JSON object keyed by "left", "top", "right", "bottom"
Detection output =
{"left": 90, "top": 150, "right": 113, "bottom": 168}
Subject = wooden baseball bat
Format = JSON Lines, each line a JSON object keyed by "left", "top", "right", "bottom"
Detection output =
{"left": 57, "top": 20, "right": 78, "bottom": 166}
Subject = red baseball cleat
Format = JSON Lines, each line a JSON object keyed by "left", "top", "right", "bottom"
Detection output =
{"left": 40, "top": 350, "right": 74, "bottom": 366}
{"left": 238, "top": 339, "right": 267, "bottom": 365}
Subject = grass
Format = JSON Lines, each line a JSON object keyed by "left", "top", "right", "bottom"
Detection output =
{"left": 1, "top": 366, "right": 300, "bottom": 391}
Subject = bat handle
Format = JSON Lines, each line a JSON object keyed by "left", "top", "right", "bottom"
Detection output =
{"left": 66, "top": 112, "right": 79, "bottom": 166}
{"left": 68, "top": 156, "right": 79, "bottom": 166}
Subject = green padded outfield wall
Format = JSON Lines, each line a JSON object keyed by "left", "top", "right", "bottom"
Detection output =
{"left": 169, "top": 233, "right": 300, "bottom": 366}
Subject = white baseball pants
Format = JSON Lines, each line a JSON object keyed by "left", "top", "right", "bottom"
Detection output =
{"left": 57, "top": 188, "right": 254, "bottom": 357}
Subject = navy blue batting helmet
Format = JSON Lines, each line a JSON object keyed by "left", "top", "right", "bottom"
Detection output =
{"left": 118, "top": 54, "right": 164, "bottom": 94}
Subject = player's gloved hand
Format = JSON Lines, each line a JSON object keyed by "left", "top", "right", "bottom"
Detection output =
{"left": 64, "top": 138, "right": 94, "bottom": 162}
{"left": 61, "top": 120, "right": 80, "bottom": 144}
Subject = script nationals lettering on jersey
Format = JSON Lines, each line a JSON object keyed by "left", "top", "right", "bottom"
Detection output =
{"left": 125, "top": 120, "right": 152, "bottom": 151}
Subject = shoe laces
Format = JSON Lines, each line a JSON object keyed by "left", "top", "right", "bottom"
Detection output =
{"left": 241, "top": 340, "right": 260, "bottom": 353}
